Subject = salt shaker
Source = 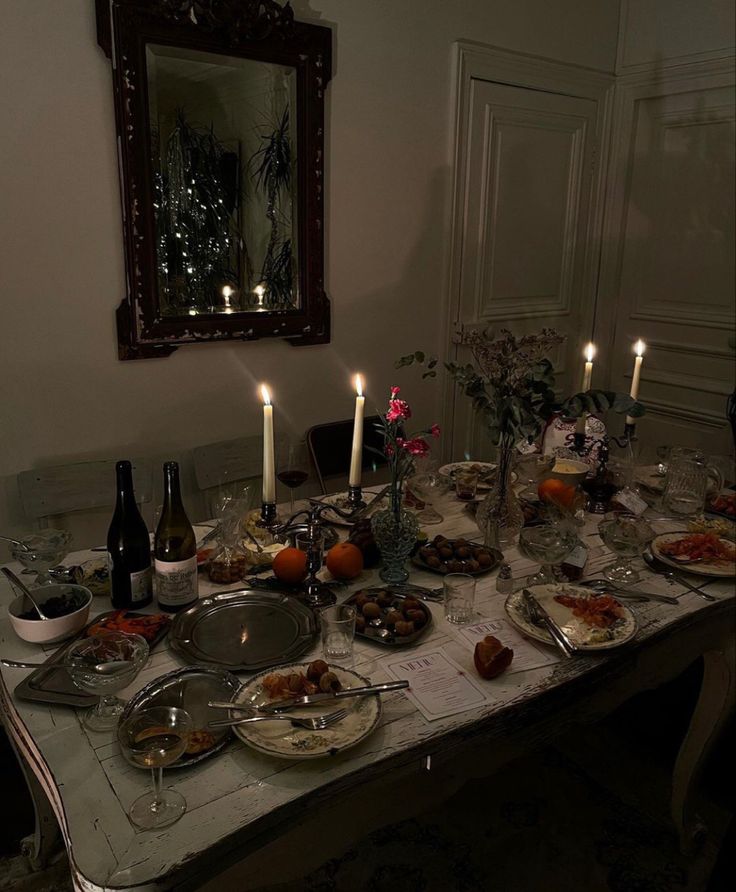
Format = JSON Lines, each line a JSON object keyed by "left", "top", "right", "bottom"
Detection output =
{"left": 496, "top": 562, "right": 513, "bottom": 595}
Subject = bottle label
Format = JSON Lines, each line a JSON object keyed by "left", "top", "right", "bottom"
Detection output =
{"left": 155, "top": 557, "right": 198, "bottom": 606}
{"left": 130, "top": 567, "right": 152, "bottom": 605}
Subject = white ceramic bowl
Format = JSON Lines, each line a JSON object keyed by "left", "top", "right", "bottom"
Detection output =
{"left": 544, "top": 458, "right": 590, "bottom": 488}
{"left": 8, "top": 583, "right": 92, "bottom": 645}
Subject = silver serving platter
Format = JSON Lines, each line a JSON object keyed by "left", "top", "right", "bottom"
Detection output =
{"left": 120, "top": 665, "right": 240, "bottom": 768}
{"left": 169, "top": 588, "right": 318, "bottom": 672}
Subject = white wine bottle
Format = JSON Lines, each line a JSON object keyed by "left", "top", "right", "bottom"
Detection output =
{"left": 154, "top": 461, "right": 198, "bottom": 612}
{"left": 107, "top": 460, "right": 152, "bottom": 609}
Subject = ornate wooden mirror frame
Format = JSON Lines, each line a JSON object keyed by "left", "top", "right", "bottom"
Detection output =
{"left": 96, "top": 0, "right": 331, "bottom": 359}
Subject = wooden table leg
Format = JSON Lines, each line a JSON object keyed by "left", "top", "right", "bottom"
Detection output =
{"left": 4, "top": 727, "right": 62, "bottom": 870}
{"left": 671, "top": 641, "right": 735, "bottom": 855}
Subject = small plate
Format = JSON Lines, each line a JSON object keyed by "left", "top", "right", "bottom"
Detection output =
{"left": 505, "top": 583, "right": 638, "bottom": 652}
{"left": 313, "top": 487, "right": 387, "bottom": 527}
{"left": 344, "top": 587, "right": 433, "bottom": 647}
{"left": 232, "top": 663, "right": 381, "bottom": 760}
{"left": 650, "top": 532, "right": 736, "bottom": 578}
{"left": 411, "top": 540, "right": 502, "bottom": 577}
{"left": 120, "top": 666, "right": 240, "bottom": 767}
{"left": 439, "top": 461, "right": 497, "bottom": 491}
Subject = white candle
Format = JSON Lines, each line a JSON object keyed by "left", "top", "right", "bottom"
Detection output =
{"left": 626, "top": 340, "right": 646, "bottom": 425}
{"left": 261, "top": 384, "right": 275, "bottom": 502}
{"left": 576, "top": 343, "right": 595, "bottom": 434}
{"left": 348, "top": 374, "right": 365, "bottom": 487}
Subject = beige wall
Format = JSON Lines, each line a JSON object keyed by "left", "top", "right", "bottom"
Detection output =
{"left": 0, "top": 0, "right": 621, "bottom": 552}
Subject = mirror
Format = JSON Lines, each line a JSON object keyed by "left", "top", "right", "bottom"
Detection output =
{"left": 96, "top": 1, "right": 331, "bottom": 359}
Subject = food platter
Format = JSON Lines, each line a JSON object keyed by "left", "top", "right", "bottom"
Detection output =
{"left": 312, "top": 486, "right": 387, "bottom": 526}
{"left": 411, "top": 537, "right": 502, "bottom": 577}
{"left": 439, "top": 461, "right": 497, "bottom": 491}
{"left": 344, "top": 587, "right": 433, "bottom": 647}
{"left": 650, "top": 532, "right": 736, "bottom": 578}
{"left": 231, "top": 663, "right": 381, "bottom": 759}
{"left": 505, "top": 584, "right": 638, "bottom": 652}
{"left": 120, "top": 666, "right": 240, "bottom": 767}
{"left": 13, "top": 610, "right": 171, "bottom": 707}
{"left": 168, "top": 589, "right": 318, "bottom": 671}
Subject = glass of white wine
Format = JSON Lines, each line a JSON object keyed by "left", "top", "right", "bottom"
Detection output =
{"left": 118, "top": 706, "right": 193, "bottom": 830}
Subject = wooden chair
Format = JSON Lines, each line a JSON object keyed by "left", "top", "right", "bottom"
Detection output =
{"left": 192, "top": 435, "right": 271, "bottom": 518}
{"left": 17, "top": 459, "right": 153, "bottom": 529}
{"left": 306, "top": 416, "right": 389, "bottom": 494}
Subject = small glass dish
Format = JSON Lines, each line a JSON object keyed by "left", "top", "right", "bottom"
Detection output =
{"left": 11, "top": 530, "right": 73, "bottom": 585}
{"left": 65, "top": 631, "right": 149, "bottom": 731}
{"left": 598, "top": 514, "right": 654, "bottom": 585}
{"left": 519, "top": 524, "right": 577, "bottom": 585}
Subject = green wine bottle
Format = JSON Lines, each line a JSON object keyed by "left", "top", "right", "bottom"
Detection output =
{"left": 154, "top": 462, "right": 198, "bottom": 612}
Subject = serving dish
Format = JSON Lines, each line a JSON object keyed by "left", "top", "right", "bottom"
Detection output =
{"left": 120, "top": 666, "right": 240, "bottom": 767}
{"left": 168, "top": 589, "right": 318, "bottom": 671}
{"left": 439, "top": 461, "right": 498, "bottom": 491}
{"left": 231, "top": 663, "right": 381, "bottom": 759}
{"left": 650, "top": 532, "right": 736, "bottom": 578}
{"left": 8, "top": 583, "right": 92, "bottom": 645}
{"left": 505, "top": 583, "right": 638, "bottom": 652}
{"left": 411, "top": 537, "right": 501, "bottom": 577}
{"left": 344, "top": 587, "right": 433, "bottom": 647}
{"left": 312, "top": 486, "right": 387, "bottom": 527}
{"left": 13, "top": 610, "right": 171, "bottom": 707}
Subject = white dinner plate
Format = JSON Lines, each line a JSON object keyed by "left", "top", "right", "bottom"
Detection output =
{"left": 650, "top": 532, "right": 736, "bottom": 578}
{"left": 232, "top": 663, "right": 382, "bottom": 760}
{"left": 505, "top": 583, "right": 638, "bottom": 652}
{"left": 313, "top": 486, "right": 386, "bottom": 526}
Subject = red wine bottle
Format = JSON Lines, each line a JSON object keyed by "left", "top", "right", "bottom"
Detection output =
{"left": 154, "top": 462, "right": 198, "bottom": 612}
{"left": 107, "top": 461, "right": 152, "bottom": 609}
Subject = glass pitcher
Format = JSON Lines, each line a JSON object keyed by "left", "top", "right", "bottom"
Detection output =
{"left": 663, "top": 449, "right": 723, "bottom": 516}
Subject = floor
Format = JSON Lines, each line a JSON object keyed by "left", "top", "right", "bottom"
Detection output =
{"left": 1, "top": 662, "right": 733, "bottom": 892}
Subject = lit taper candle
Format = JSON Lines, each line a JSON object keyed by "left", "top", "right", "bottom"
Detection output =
{"left": 576, "top": 343, "right": 596, "bottom": 434}
{"left": 260, "top": 384, "right": 276, "bottom": 502}
{"left": 348, "top": 374, "right": 365, "bottom": 487}
{"left": 626, "top": 340, "right": 646, "bottom": 425}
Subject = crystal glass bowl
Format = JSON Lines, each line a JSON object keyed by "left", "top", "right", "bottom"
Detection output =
{"left": 598, "top": 514, "right": 654, "bottom": 584}
{"left": 11, "top": 530, "right": 73, "bottom": 584}
{"left": 519, "top": 524, "right": 577, "bottom": 584}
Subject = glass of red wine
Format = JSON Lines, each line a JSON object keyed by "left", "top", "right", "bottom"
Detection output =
{"left": 277, "top": 439, "right": 310, "bottom": 512}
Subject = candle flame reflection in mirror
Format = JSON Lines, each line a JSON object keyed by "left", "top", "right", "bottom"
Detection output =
{"left": 584, "top": 342, "right": 596, "bottom": 362}
{"left": 260, "top": 384, "right": 271, "bottom": 406}
{"left": 634, "top": 339, "right": 646, "bottom": 357}
{"left": 355, "top": 374, "right": 363, "bottom": 397}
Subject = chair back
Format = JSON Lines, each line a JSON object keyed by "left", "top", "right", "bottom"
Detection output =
{"left": 192, "top": 435, "right": 276, "bottom": 517}
{"left": 307, "top": 416, "right": 388, "bottom": 494}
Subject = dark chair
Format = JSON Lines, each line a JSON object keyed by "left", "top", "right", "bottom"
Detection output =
{"left": 307, "top": 416, "right": 389, "bottom": 494}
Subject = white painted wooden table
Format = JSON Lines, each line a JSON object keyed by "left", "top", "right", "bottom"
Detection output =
{"left": 1, "top": 498, "right": 734, "bottom": 891}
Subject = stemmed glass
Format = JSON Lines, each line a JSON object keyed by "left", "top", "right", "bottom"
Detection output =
{"left": 65, "top": 631, "right": 149, "bottom": 731}
{"left": 12, "top": 530, "right": 73, "bottom": 585}
{"left": 519, "top": 524, "right": 577, "bottom": 585}
{"left": 277, "top": 439, "right": 310, "bottom": 512}
{"left": 408, "top": 461, "right": 450, "bottom": 525}
{"left": 598, "top": 514, "right": 654, "bottom": 585}
{"left": 118, "top": 707, "right": 193, "bottom": 830}
{"left": 515, "top": 452, "right": 555, "bottom": 501}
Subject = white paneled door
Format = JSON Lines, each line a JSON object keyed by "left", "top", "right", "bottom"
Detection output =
{"left": 597, "top": 61, "right": 736, "bottom": 454}
{"left": 446, "top": 45, "right": 613, "bottom": 461}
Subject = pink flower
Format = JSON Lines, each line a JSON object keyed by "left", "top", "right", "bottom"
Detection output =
{"left": 385, "top": 443, "right": 395, "bottom": 458}
{"left": 401, "top": 437, "right": 430, "bottom": 457}
{"left": 390, "top": 386, "right": 401, "bottom": 397}
{"left": 387, "top": 399, "right": 412, "bottom": 422}
{"left": 430, "top": 424, "right": 441, "bottom": 439}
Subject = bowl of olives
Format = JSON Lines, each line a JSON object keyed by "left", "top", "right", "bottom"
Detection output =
{"left": 345, "top": 588, "right": 433, "bottom": 647}
{"left": 412, "top": 535, "right": 501, "bottom": 576}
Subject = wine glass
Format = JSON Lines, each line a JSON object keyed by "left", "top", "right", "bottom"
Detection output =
{"left": 599, "top": 514, "right": 654, "bottom": 585}
{"left": 408, "top": 461, "right": 450, "bottom": 524}
{"left": 515, "top": 451, "right": 555, "bottom": 501}
{"left": 65, "top": 631, "right": 149, "bottom": 731}
{"left": 277, "top": 439, "right": 310, "bottom": 512}
{"left": 118, "top": 707, "right": 193, "bottom": 830}
{"left": 518, "top": 524, "right": 577, "bottom": 585}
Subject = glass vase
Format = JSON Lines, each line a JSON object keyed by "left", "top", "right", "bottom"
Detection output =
{"left": 476, "top": 441, "right": 523, "bottom": 550}
{"left": 371, "top": 487, "right": 419, "bottom": 584}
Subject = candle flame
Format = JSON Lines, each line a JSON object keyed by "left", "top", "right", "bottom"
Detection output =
{"left": 222, "top": 285, "right": 233, "bottom": 298}
{"left": 260, "top": 384, "right": 271, "bottom": 406}
{"left": 585, "top": 343, "right": 596, "bottom": 362}
{"left": 355, "top": 374, "right": 363, "bottom": 397}
{"left": 634, "top": 339, "right": 646, "bottom": 357}
{"left": 254, "top": 284, "right": 266, "bottom": 297}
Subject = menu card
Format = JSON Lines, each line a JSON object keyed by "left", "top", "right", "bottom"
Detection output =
{"left": 383, "top": 649, "right": 488, "bottom": 721}
{"left": 453, "top": 617, "right": 558, "bottom": 674}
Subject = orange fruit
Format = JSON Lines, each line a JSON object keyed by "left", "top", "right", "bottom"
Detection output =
{"left": 272, "top": 547, "right": 308, "bottom": 584}
{"left": 538, "top": 478, "right": 576, "bottom": 509}
{"left": 325, "top": 542, "right": 364, "bottom": 580}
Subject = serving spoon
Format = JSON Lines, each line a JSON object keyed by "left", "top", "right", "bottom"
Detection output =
{"left": 1, "top": 566, "right": 49, "bottom": 620}
{"left": 0, "top": 535, "right": 30, "bottom": 552}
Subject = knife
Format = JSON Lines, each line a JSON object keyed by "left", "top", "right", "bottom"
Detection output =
{"left": 350, "top": 485, "right": 391, "bottom": 520}
{"left": 522, "top": 589, "right": 577, "bottom": 659}
{"left": 209, "top": 679, "right": 409, "bottom": 714}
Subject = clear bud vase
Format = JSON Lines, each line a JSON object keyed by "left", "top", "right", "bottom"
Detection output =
{"left": 476, "top": 441, "right": 524, "bottom": 550}
{"left": 371, "top": 484, "right": 420, "bottom": 584}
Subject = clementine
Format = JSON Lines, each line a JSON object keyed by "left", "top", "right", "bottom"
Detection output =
{"left": 538, "top": 477, "right": 576, "bottom": 509}
{"left": 272, "top": 547, "right": 308, "bottom": 584}
{"left": 325, "top": 542, "right": 364, "bottom": 580}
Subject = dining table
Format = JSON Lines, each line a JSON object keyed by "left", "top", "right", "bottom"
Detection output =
{"left": 0, "top": 489, "right": 734, "bottom": 892}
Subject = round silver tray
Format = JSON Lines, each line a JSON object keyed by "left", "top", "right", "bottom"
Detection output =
{"left": 120, "top": 665, "right": 240, "bottom": 768}
{"left": 169, "top": 588, "right": 318, "bottom": 672}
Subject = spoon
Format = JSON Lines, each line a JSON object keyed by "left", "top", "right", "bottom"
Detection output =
{"left": 0, "top": 535, "right": 30, "bottom": 552}
{"left": 1, "top": 567, "right": 49, "bottom": 620}
{"left": 244, "top": 530, "right": 264, "bottom": 553}
{"left": 1, "top": 658, "right": 134, "bottom": 674}
{"left": 642, "top": 550, "right": 717, "bottom": 602}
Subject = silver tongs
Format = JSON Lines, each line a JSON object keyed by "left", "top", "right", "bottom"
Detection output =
{"left": 522, "top": 589, "right": 577, "bottom": 659}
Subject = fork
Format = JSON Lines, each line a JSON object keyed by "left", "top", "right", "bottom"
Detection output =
{"left": 208, "top": 708, "right": 348, "bottom": 731}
